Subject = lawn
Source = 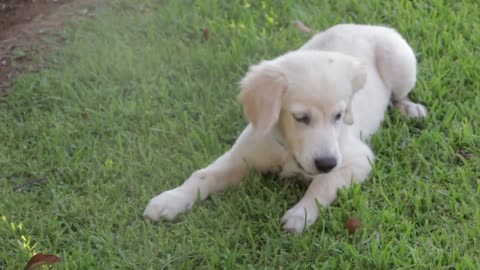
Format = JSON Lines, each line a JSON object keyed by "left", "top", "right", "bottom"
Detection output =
{"left": 1, "top": 0, "right": 479, "bottom": 269}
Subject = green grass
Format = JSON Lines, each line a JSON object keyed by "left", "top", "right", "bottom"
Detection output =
{"left": 1, "top": 0, "right": 479, "bottom": 269}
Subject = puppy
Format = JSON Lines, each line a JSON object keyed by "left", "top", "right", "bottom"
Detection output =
{"left": 144, "top": 24, "right": 427, "bottom": 233}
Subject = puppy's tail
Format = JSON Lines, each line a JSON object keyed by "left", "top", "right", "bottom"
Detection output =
{"left": 294, "top": 20, "right": 315, "bottom": 34}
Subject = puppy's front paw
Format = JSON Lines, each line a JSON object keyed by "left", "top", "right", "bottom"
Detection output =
{"left": 281, "top": 205, "right": 318, "bottom": 234}
{"left": 394, "top": 98, "right": 427, "bottom": 118}
{"left": 143, "top": 189, "right": 194, "bottom": 221}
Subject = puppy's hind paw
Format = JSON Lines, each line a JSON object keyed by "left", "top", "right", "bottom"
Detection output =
{"left": 394, "top": 97, "right": 427, "bottom": 118}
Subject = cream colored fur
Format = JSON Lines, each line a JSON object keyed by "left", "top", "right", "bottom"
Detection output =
{"left": 143, "top": 24, "right": 427, "bottom": 233}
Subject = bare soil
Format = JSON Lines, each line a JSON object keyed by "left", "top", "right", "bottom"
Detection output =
{"left": 0, "top": 0, "right": 97, "bottom": 97}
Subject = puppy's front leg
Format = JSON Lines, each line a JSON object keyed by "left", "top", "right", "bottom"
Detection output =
{"left": 143, "top": 150, "right": 247, "bottom": 221}
{"left": 282, "top": 151, "right": 373, "bottom": 233}
{"left": 144, "top": 125, "right": 284, "bottom": 221}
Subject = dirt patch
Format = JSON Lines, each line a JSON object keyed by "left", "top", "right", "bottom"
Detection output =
{"left": 0, "top": 0, "right": 97, "bottom": 97}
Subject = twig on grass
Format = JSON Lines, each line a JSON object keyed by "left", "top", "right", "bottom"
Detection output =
{"left": 13, "top": 177, "right": 47, "bottom": 192}
{"left": 160, "top": 253, "right": 203, "bottom": 270}
{"left": 294, "top": 20, "right": 313, "bottom": 34}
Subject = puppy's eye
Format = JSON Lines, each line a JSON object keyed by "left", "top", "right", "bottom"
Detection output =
{"left": 293, "top": 113, "right": 310, "bottom": 125}
{"left": 334, "top": 112, "right": 342, "bottom": 121}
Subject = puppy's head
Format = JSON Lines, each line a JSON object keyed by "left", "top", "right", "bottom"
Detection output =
{"left": 239, "top": 50, "right": 366, "bottom": 175}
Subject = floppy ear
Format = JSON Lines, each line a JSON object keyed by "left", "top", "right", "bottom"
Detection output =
{"left": 344, "top": 59, "right": 367, "bottom": 125}
{"left": 238, "top": 61, "right": 287, "bottom": 135}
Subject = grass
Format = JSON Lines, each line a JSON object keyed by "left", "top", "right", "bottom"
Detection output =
{"left": 1, "top": 0, "right": 479, "bottom": 269}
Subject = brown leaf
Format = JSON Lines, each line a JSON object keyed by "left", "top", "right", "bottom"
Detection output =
{"left": 25, "top": 253, "right": 61, "bottom": 270}
{"left": 202, "top": 28, "right": 209, "bottom": 42}
{"left": 457, "top": 148, "right": 471, "bottom": 160}
{"left": 294, "top": 20, "right": 312, "bottom": 34}
{"left": 81, "top": 112, "right": 89, "bottom": 120}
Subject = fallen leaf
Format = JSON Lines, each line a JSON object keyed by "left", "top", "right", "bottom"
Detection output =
{"left": 202, "top": 28, "right": 209, "bottom": 42}
{"left": 457, "top": 148, "right": 471, "bottom": 160}
{"left": 81, "top": 112, "right": 89, "bottom": 120}
{"left": 294, "top": 20, "right": 312, "bottom": 34}
{"left": 25, "top": 253, "right": 61, "bottom": 270}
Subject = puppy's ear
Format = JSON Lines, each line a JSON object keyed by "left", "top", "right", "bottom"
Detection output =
{"left": 238, "top": 61, "right": 287, "bottom": 135}
{"left": 344, "top": 59, "right": 367, "bottom": 125}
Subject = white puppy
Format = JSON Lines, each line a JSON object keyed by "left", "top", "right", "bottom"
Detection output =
{"left": 144, "top": 24, "right": 427, "bottom": 233}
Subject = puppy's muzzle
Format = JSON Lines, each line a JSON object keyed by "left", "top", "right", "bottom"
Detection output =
{"left": 314, "top": 157, "right": 337, "bottom": 173}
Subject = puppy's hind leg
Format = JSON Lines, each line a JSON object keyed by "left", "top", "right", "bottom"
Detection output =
{"left": 375, "top": 28, "right": 427, "bottom": 118}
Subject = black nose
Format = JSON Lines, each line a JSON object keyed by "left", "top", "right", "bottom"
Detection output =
{"left": 314, "top": 157, "right": 337, "bottom": 173}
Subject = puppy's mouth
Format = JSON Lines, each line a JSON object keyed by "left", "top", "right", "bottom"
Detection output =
{"left": 293, "top": 156, "right": 317, "bottom": 177}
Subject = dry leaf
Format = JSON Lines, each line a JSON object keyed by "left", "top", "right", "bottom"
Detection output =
{"left": 25, "top": 253, "right": 61, "bottom": 270}
{"left": 81, "top": 112, "right": 89, "bottom": 120}
{"left": 294, "top": 20, "right": 312, "bottom": 33}
{"left": 457, "top": 149, "right": 471, "bottom": 160}
{"left": 202, "top": 28, "right": 209, "bottom": 41}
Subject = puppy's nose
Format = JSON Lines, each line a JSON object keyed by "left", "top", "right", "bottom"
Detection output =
{"left": 314, "top": 157, "right": 337, "bottom": 173}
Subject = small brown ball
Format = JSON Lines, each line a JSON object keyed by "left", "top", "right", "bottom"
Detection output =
{"left": 345, "top": 217, "right": 361, "bottom": 234}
